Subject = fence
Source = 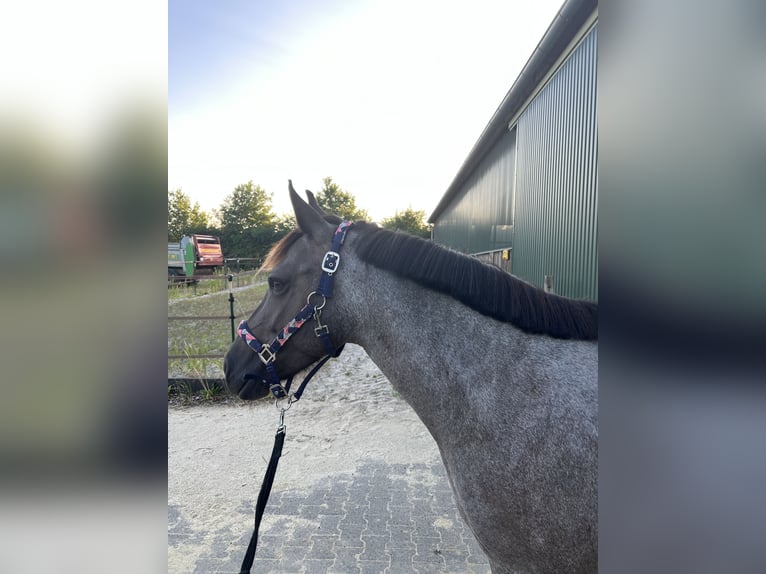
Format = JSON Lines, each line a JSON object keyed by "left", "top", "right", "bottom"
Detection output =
{"left": 473, "top": 249, "right": 512, "bottom": 273}
{"left": 224, "top": 257, "right": 262, "bottom": 274}
{"left": 167, "top": 267, "right": 264, "bottom": 294}
{"left": 168, "top": 274, "right": 244, "bottom": 392}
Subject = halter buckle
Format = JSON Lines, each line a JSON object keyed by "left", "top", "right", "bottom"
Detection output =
{"left": 258, "top": 344, "right": 277, "bottom": 365}
{"left": 321, "top": 251, "right": 340, "bottom": 274}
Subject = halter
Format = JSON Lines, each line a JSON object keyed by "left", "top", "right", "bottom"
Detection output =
{"left": 236, "top": 220, "right": 353, "bottom": 400}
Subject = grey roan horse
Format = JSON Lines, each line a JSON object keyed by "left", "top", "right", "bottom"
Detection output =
{"left": 224, "top": 183, "right": 598, "bottom": 574}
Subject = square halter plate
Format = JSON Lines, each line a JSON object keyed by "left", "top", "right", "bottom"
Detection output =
{"left": 322, "top": 251, "right": 340, "bottom": 274}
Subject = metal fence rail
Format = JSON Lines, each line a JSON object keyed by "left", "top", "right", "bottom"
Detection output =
{"left": 168, "top": 275, "right": 242, "bottom": 387}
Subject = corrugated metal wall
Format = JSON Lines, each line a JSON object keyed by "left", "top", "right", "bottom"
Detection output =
{"left": 513, "top": 25, "right": 597, "bottom": 301}
{"left": 432, "top": 128, "right": 516, "bottom": 254}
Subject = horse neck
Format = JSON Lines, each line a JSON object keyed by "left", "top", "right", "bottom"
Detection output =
{"left": 341, "top": 259, "right": 562, "bottom": 435}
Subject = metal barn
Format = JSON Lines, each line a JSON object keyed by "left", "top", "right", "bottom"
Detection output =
{"left": 429, "top": 0, "right": 597, "bottom": 301}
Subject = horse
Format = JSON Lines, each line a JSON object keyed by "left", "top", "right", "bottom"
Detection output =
{"left": 224, "top": 182, "right": 598, "bottom": 574}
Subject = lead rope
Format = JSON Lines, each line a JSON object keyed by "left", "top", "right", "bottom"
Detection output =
{"left": 238, "top": 410, "right": 285, "bottom": 574}
{"left": 238, "top": 352, "right": 340, "bottom": 574}
{"left": 237, "top": 220, "right": 353, "bottom": 572}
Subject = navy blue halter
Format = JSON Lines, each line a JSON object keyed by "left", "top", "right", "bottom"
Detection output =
{"left": 236, "top": 221, "right": 353, "bottom": 399}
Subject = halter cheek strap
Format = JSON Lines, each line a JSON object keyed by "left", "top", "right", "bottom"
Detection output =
{"left": 237, "top": 221, "right": 353, "bottom": 398}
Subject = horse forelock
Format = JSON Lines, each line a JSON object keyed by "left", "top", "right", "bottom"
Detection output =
{"left": 352, "top": 221, "right": 598, "bottom": 340}
{"left": 260, "top": 229, "right": 303, "bottom": 271}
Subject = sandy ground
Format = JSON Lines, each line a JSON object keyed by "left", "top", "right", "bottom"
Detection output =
{"left": 168, "top": 344, "right": 468, "bottom": 573}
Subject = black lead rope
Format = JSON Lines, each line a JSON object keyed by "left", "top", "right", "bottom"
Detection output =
{"left": 238, "top": 350, "right": 342, "bottom": 574}
{"left": 238, "top": 423, "right": 285, "bottom": 574}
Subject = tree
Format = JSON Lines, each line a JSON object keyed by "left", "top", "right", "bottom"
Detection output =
{"left": 380, "top": 207, "right": 432, "bottom": 239}
{"left": 218, "top": 181, "right": 283, "bottom": 263}
{"left": 274, "top": 213, "right": 297, "bottom": 235}
{"left": 168, "top": 188, "right": 212, "bottom": 240}
{"left": 314, "top": 177, "right": 369, "bottom": 221}
{"left": 219, "top": 181, "right": 274, "bottom": 233}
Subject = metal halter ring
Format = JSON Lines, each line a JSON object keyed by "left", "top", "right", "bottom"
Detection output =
{"left": 306, "top": 291, "right": 327, "bottom": 310}
{"left": 274, "top": 396, "right": 294, "bottom": 412}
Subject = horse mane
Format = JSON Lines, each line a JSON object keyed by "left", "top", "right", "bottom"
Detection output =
{"left": 352, "top": 221, "right": 598, "bottom": 340}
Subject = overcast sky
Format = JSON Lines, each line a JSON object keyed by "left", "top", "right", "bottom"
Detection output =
{"left": 169, "top": 0, "right": 564, "bottom": 221}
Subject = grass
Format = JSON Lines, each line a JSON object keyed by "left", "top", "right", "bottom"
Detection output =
{"left": 168, "top": 280, "right": 269, "bottom": 392}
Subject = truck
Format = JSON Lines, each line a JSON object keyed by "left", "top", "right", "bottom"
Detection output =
{"left": 168, "top": 234, "right": 224, "bottom": 280}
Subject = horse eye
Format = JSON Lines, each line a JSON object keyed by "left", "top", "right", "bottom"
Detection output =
{"left": 268, "top": 277, "right": 288, "bottom": 294}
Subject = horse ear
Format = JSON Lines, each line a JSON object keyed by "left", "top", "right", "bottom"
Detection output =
{"left": 289, "top": 180, "right": 330, "bottom": 238}
{"left": 305, "top": 190, "right": 325, "bottom": 214}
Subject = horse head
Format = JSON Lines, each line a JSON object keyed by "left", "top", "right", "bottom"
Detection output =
{"left": 223, "top": 182, "right": 352, "bottom": 400}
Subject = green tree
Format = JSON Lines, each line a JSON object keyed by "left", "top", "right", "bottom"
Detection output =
{"left": 219, "top": 181, "right": 274, "bottom": 232}
{"left": 218, "top": 181, "right": 283, "bottom": 264}
{"left": 314, "top": 177, "right": 369, "bottom": 221}
{"left": 168, "top": 188, "right": 212, "bottom": 240}
{"left": 380, "top": 207, "right": 432, "bottom": 239}
{"left": 274, "top": 213, "right": 297, "bottom": 235}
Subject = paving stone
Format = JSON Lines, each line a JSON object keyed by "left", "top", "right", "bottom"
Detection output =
{"left": 389, "top": 490, "right": 410, "bottom": 506}
{"left": 343, "top": 502, "right": 368, "bottom": 522}
{"left": 287, "top": 524, "right": 317, "bottom": 546}
{"left": 308, "top": 534, "right": 339, "bottom": 559}
{"left": 318, "top": 514, "right": 342, "bottom": 533}
{"left": 386, "top": 524, "right": 415, "bottom": 548}
{"left": 347, "top": 489, "right": 369, "bottom": 505}
{"left": 360, "top": 534, "right": 390, "bottom": 561}
{"left": 251, "top": 534, "right": 282, "bottom": 559}
{"left": 336, "top": 532, "right": 365, "bottom": 549}
{"left": 465, "top": 564, "right": 492, "bottom": 574}
{"left": 363, "top": 513, "right": 389, "bottom": 536}
{"left": 388, "top": 506, "right": 413, "bottom": 526}
{"left": 279, "top": 496, "right": 303, "bottom": 514}
{"left": 177, "top": 459, "right": 491, "bottom": 573}
{"left": 412, "top": 536, "right": 443, "bottom": 558}
{"left": 192, "top": 558, "right": 222, "bottom": 574}
{"left": 439, "top": 548, "right": 471, "bottom": 571}
{"left": 386, "top": 548, "right": 417, "bottom": 573}
{"left": 301, "top": 504, "right": 329, "bottom": 519}
{"left": 413, "top": 549, "right": 447, "bottom": 566}
{"left": 235, "top": 558, "right": 280, "bottom": 573}
{"left": 436, "top": 527, "right": 463, "bottom": 549}
{"left": 304, "top": 489, "right": 330, "bottom": 505}
{"left": 412, "top": 515, "right": 440, "bottom": 538}
{"left": 279, "top": 545, "right": 307, "bottom": 571}
{"left": 359, "top": 561, "right": 390, "bottom": 573}
{"left": 332, "top": 547, "right": 362, "bottom": 573}
{"left": 324, "top": 496, "right": 348, "bottom": 514}
{"left": 367, "top": 496, "right": 390, "bottom": 515}
{"left": 304, "top": 558, "right": 335, "bottom": 573}
{"left": 410, "top": 498, "right": 435, "bottom": 514}
{"left": 432, "top": 491, "right": 456, "bottom": 507}
{"left": 414, "top": 561, "right": 448, "bottom": 574}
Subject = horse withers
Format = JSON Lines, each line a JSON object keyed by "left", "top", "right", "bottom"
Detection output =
{"left": 224, "top": 182, "right": 598, "bottom": 574}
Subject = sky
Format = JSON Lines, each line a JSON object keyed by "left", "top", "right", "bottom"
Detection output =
{"left": 169, "top": 0, "right": 564, "bottom": 221}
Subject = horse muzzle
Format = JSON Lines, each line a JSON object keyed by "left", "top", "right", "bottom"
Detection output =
{"left": 223, "top": 350, "right": 272, "bottom": 400}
